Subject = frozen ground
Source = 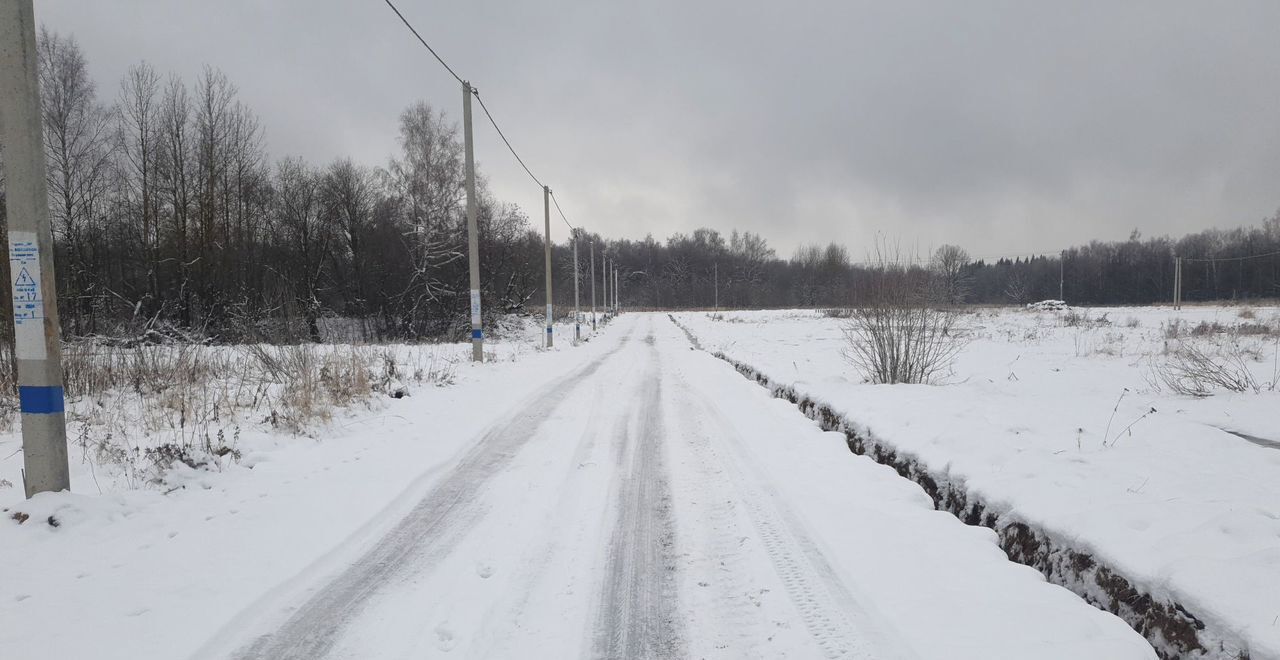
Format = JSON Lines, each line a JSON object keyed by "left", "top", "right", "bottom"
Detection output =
{"left": 0, "top": 313, "right": 1154, "bottom": 659}
{"left": 674, "top": 304, "right": 1280, "bottom": 659}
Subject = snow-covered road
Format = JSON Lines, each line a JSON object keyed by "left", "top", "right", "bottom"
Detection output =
{"left": 199, "top": 315, "right": 1151, "bottom": 660}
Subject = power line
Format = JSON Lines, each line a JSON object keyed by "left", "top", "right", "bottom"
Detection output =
{"left": 1182, "top": 250, "right": 1280, "bottom": 263}
{"left": 472, "top": 91, "right": 546, "bottom": 190}
{"left": 381, "top": 0, "right": 464, "bottom": 85}
{"left": 382, "top": 1, "right": 577, "bottom": 240}
{"left": 549, "top": 190, "right": 575, "bottom": 232}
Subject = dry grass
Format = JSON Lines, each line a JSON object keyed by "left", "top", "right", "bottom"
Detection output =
{"left": 1063, "top": 310, "right": 1112, "bottom": 328}
{"left": 1164, "top": 317, "right": 1279, "bottom": 340}
{"left": 1148, "top": 338, "right": 1270, "bottom": 396}
{"left": 3, "top": 341, "right": 459, "bottom": 486}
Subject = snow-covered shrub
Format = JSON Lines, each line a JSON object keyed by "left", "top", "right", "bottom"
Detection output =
{"left": 245, "top": 344, "right": 377, "bottom": 429}
{"left": 1148, "top": 339, "right": 1261, "bottom": 396}
{"left": 1075, "top": 330, "right": 1128, "bottom": 357}
{"left": 840, "top": 256, "right": 965, "bottom": 385}
{"left": 1236, "top": 321, "right": 1278, "bottom": 337}
{"left": 1063, "top": 310, "right": 1111, "bottom": 328}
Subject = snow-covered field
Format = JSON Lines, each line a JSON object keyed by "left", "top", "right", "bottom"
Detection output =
{"left": 1, "top": 312, "right": 1159, "bottom": 659}
{"left": 674, "top": 304, "right": 1280, "bottom": 659}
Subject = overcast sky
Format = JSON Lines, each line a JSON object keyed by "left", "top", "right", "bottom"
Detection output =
{"left": 33, "top": 0, "right": 1280, "bottom": 259}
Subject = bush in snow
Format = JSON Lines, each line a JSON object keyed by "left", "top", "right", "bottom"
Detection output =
{"left": 1148, "top": 338, "right": 1265, "bottom": 396}
{"left": 840, "top": 247, "right": 966, "bottom": 384}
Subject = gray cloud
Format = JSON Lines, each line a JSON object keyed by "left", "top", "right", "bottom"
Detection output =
{"left": 35, "top": 0, "right": 1280, "bottom": 258}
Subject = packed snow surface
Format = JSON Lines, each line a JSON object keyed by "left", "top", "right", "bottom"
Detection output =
{"left": 676, "top": 305, "right": 1280, "bottom": 659}
{"left": 2, "top": 314, "right": 1155, "bottom": 659}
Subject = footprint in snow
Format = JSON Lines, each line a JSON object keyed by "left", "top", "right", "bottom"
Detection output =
{"left": 475, "top": 561, "right": 495, "bottom": 579}
{"left": 434, "top": 622, "right": 456, "bottom": 651}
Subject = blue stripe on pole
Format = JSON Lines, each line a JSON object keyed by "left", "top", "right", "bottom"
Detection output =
{"left": 19, "top": 386, "right": 65, "bottom": 414}
{"left": 472, "top": 329, "right": 483, "bottom": 339}
{"left": 546, "top": 327, "right": 553, "bottom": 334}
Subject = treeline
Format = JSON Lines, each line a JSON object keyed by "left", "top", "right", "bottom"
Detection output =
{"left": 2, "top": 31, "right": 1279, "bottom": 348}
{"left": 965, "top": 226, "right": 1280, "bottom": 306}
{"left": 0, "top": 29, "right": 555, "bottom": 343}
{"left": 604, "top": 221, "right": 1280, "bottom": 309}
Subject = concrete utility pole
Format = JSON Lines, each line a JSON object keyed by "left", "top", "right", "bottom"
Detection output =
{"left": 1173, "top": 256, "right": 1183, "bottom": 310}
{"left": 1059, "top": 251, "right": 1065, "bottom": 302}
{"left": 462, "top": 82, "right": 483, "bottom": 361}
{"left": 0, "top": 0, "right": 71, "bottom": 497}
{"left": 542, "top": 185, "right": 553, "bottom": 348}
{"left": 714, "top": 262, "right": 719, "bottom": 311}
{"left": 603, "top": 256, "right": 609, "bottom": 315}
{"left": 613, "top": 266, "right": 619, "bottom": 314}
{"left": 589, "top": 241, "right": 596, "bottom": 331}
{"left": 572, "top": 229, "right": 580, "bottom": 342}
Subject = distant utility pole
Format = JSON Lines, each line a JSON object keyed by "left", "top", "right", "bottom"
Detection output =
{"left": 1059, "top": 251, "right": 1064, "bottom": 302}
{"left": 542, "top": 185, "right": 553, "bottom": 348}
{"left": 613, "top": 266, "right": 619, "bottom": 314}
{"left": 0, "top": 0, "right": 71, "bottom": 497}
{"left": 603, "top": 256, "right": 609, "bottom": 314}
{"left": 1173, "top": 255, "right": 1183, "bottom": 310}
{"left": 572, "top": 230, "right": 580, "bottom": 342}
{"left": 714, "top": 262, "right": 719, "bottom": 311}
{"left": 589, "top": 241, "right": 596, "bottom": 331}
{"left": 462, "top": 82, "right": 483, "bottom": 361}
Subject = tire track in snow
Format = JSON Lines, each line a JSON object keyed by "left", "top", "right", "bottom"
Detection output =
{"left": 465, "top": 338, "right": 650, "bottom": 659}
{"left": 591, "top": 329, "right": 685, "bottom": 659}
{"left": 674, "top": 363, "right": 912, "bottom": 660}
{"left": 671, "top": 404, "right": 783, "bottom": 658}
{"left": 229, "top": 332, "right": 634, "bottom": 660}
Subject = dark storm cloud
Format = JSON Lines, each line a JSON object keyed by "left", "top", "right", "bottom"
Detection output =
{"left": 34, "top": 0, "right": 1280, "bottom": 257}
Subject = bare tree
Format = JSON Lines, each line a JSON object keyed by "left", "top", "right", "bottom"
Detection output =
{"left": 221, "top": 99, "right": 268, "bottom": 301}
{"left": 320, "top": 158, "right": 377, "bottom": 317}
{"left": 930, "top": 244, "right": 972, "bottom": 305}
{"left": 158, "top": 74, "right": 194, "bottom": 326}
{"left": 1005, "top": 271, "right": 1031, "bottom": 304}
{"left": 728, "top": 230, "right": 774, "bottom": 306}
{"left": 116, "top": 61, "right": 162, "bottom": 320}
{"left": 192, "top": 66, "right": 235, "bottom": 317}
{"left": 385, "top": 102, "right": 466, "bottom": 332}
{"left": 38, "top": 28, "right": 116, "bottom": 334}
{"left": 388, "top": 101, "right": 464, "bottom": 230}
{"left": 272, "top": 158, "right": 332, "bottom": 341}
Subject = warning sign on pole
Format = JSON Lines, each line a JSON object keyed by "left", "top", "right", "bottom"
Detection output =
{"left": 9, "top": 230, "right": 47, "bottom": 360}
